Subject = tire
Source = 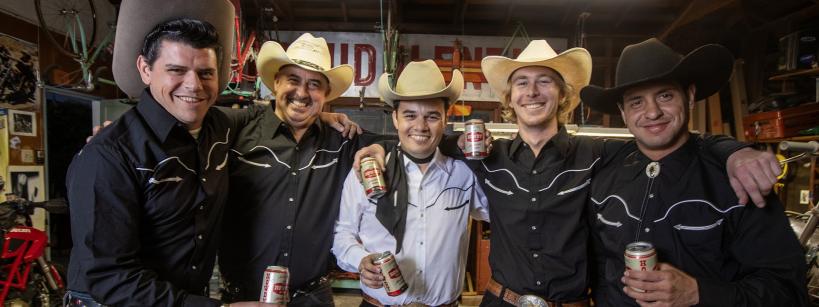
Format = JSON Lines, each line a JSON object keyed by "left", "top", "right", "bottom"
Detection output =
{"left": 35, "top": 0, "right": 98, "bottom": 59}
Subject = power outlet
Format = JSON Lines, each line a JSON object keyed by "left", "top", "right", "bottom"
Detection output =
{"left": 801, "top": 190, "right": 811, "bottom": 205}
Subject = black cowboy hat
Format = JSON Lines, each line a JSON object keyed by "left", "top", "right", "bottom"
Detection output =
{"left": 580, "top": 38, "right": 734, "bottom": 114}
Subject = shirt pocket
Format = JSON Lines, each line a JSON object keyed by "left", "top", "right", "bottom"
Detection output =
{"left": 671, "top": 217, "right": 725, "bottom": 261}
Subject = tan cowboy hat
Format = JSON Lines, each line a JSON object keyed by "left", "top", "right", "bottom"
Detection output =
{"left": 378, "top": 60, "right": 463, "bottom": 108}
{"left": 581, "top": 38, "right": 734, "bottom": 114}
{"left": 481, "top": 40, "right": 592, "bottom": 111}
{"left": 112, "top": 0, "right": 235, "bottom": 98}
{"left": 256, "top": 33, "right": 354, "bottom": 102}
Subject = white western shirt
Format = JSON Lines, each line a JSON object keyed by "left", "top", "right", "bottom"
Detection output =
{"left": 332, "top": 149, "right": 489, "bottom": 305}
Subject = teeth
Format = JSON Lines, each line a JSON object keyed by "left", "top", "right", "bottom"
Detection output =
{"left": 289, "top": 99, "right": 309, "bottom": 107}
{"left": 522, "top": 103, "right": 544, "bottom": 109}
{"left": 410, "top": 135, "right": 429, "bottom": 142}
{"left": 176, "top": 96, "right": 201, "bottom": 103}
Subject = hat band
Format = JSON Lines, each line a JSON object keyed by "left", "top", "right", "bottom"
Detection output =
{"left": 293, "top": 59, "right": 326, "bottom": 71}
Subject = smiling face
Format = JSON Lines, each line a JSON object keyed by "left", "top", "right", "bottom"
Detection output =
{"left": 505, "top": 66, "right": 566, "bottom": 130}
{"left": 392, "top": 98, "right": 447, "bottom": 160}
{"left": 138, "top": 40, "right": 219, "bottom": 130}
{"left": 272, "top": 65, "right": 330, "bottom": 130}
{"left": 620, "top": 80, "right": 695, "bottom": 160}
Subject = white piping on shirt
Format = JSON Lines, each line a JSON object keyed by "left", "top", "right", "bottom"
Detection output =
{"left": 591, "top": 194, "right": 641, "bottom": 221}
{"left": 539, "top": 158, "right": 599, "bottom": 192}
{"left": 312, "top": 158, "right": 339, "bottom": 169}
{"left": 597, "top": 213, "right": 622, "bottom": 227}
{"left": 484, "top": 178, "right": 513, "bottom": 195}
{"left": 674, "top": 218, "right": 723, "bottom": 231}
{"left": 557, "top": 178, "right": 591, "bottom": 196}
{"left": 231, "top": 140, "right": 349, "bottom": 171}
{"left": 148, "top": 176, "right": 183, "bottom": 184}
{"left": 652, "top": 200, "right": 743, "bottom": 223}
{"left": 204, "top": 128, "right": 230, "bottom": 170}
{"left": 481, "top": 161, "right": 529, "bottom": 192}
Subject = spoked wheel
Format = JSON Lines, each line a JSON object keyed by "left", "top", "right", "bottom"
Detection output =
{"left": 35, "top": 0, "right": 98, "bottom": 59}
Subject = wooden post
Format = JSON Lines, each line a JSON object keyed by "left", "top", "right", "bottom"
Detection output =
{"left": 707, "top": 94, "right": 723, "bottom": 134}
{"left": 696, "top": 99, "right": 707, "bottom": 133}
{"left": 729, "top": 59, "right": 748, "bottom": 141}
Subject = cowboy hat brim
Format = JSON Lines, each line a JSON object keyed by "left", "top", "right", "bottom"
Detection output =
{"left": 378, "top": 69, "right": 464, "bottom": 108}
{"left": 482, "top": 47, "right": 592, "bottom": 112}
{"left": 581, "top": 44, "right": 734, "bottom": 115}
{"left": 256, "top": 41, "right": 354, "bottom": 102}
{"left": 112, "top": 0, "right": 235, "bottom": 98}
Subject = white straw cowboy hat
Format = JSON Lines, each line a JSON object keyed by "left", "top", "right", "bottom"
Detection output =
{"left": 112, "top": 0, "right": 235, "bottom": 98}
{"left": 256, "top": 33, "right": 354, "bottom": 102}
{"left": 481, "top": 40, "right": 592, "bottom": 111}
{"left": 378, "top": 59, "right": 463, "bottom": 108}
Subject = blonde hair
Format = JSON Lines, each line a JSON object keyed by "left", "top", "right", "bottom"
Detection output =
{"left": 500, "top": 68, "right": 574, "bottom": 124}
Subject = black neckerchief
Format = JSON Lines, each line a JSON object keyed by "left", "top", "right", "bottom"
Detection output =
{"left": 375, "top": 145, "right": 417, "bottom": 253}
{"left": 404, "top": 151, "right": 434, "bottom": 164}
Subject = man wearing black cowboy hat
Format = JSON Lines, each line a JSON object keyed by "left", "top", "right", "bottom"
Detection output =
{"left": 582, "top": 38, "right": 807, "bottom": 306}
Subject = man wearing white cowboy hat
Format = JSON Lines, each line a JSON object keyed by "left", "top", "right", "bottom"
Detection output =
{"left": 582, "top": 38, "right": 807, "bottom": 306}
{"left": 65, "top": 0, "right": 270, "bottom": 306}
{"left": 355, "top": 39, "right": 781, "bottom": 307}
{"left": 332, "top": 60, "right": 489, "bottom": 307}
{"left": 218, "top": 33, "right": 389, "bottom": 305}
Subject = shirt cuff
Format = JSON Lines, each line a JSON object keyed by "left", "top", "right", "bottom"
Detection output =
{"left": 696, "top": 277, "right": 732, "bottom": 307}
{"left": 182, "top": 294, "right": 222, "bottom": 307}
{"left": 344, "top": 245, "right": 372, "bottom": 273}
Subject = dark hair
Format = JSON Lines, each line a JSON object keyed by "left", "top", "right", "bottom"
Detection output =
{"left": 393, "top": 98, "right": 450, "bottom": 113}
{"left": 140, "top": 18, "right": 221, "bottom": 67}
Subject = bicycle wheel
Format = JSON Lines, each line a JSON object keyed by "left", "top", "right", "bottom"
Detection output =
{"left": 35, "top": 0, "right": 97, "bottom": 59}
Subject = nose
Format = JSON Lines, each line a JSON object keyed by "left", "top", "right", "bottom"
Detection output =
{"left": 643, "top": 99, "right": 663, "bottom": 120}
{"left": 183, "top": 71, "right": 204, "bottom": 92}
{"left": 295, "top": 83, "right": 309, "bottom": 98}
{"left": 526, "top": 82, "right": 540, "bottom": 98}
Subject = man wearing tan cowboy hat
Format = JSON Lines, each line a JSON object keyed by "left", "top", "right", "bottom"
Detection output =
{"left": 332, "top": 60, "right": 489, "bottom": 307}
{"left": 582, "top": 38, "right": 807, "bottom": 306}
{"left": 65, "top": 0, "right": 270, "bottom": 306}
{"left": 354, "top": 39, "right": 779, "bottom": 306}
{"left": 218, "top": 33, "right": 390, "bottom": 305}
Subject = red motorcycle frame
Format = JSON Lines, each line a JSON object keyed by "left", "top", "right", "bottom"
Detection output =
{"left": 0, "top": 226, "right": 64, "bottom": 304}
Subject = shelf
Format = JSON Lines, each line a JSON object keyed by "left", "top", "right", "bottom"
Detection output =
{"left": 750, "top": 135, "right": 819, "bottom": 143}
{"left": 769, "top": 67, "right": 819, "bottom": 81}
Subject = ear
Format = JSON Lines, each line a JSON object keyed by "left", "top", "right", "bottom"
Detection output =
{"left": 619, "top": 107, "right": 628, "bottom": 127}
{"left": 137, "top": 55, "right": 152, "bottom": 85}
{"left": 391, "top": 109, "right": 399, "bottom": 128}
{"left": 686, "top": 84, "right": 697, "bottom": 110}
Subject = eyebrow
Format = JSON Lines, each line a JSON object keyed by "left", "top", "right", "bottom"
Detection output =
{"left": 164, "top": 64, "right": 188, "bottom": 70}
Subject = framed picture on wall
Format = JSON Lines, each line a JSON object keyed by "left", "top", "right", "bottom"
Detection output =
{"left": 8, "top": 109, "right": 36, "bottom": 137}
{"left": 7, "top": 165, "right": 46, "bottom": 230}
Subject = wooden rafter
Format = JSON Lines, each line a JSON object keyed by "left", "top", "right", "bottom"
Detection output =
{"left": 341, "top": 1, "right": 348, "bottom": 23}
{"left": 659, "top": 0, "right": 735, "bottom": 40}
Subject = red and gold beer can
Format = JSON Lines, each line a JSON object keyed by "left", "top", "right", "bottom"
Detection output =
{"left": 464, "top": 119, "right": 488, "bottom": 160}
{"left": 373, "top": 251, "right": 407, "bottom": 296}
{"left": 624, "top": 241, "right": 658, "bottom": 292}
{"left": 361, "top": 157, "right": 387, "bottom": 199}
{"left": 259, "top": 265, "right": 289, "bottom": 304}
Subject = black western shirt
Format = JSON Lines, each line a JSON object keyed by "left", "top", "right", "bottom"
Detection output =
{"left": 465, "top": 127, "right": 607, "bottom": 301}
{"left": 219, "top": 105, "right": 385, "bottom": 299}
{"left": 66, "top": 90, "right": 241, "bottom": 306}
{"left": 588, "top": 136, "right": 808, "bottom": 306}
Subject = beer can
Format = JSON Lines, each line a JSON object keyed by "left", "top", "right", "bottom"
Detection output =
{"left": 464, "top": 119, "right": 488, "bottom": 160}
{"left": 361, "top": 157, "right": 387, "bottom": 199}
{"left": 259, "top": 265, "right": 289, "bottom": 304}
{"left": 373, "top": 251, "right": 407, "bottom": 296}
{"left": 624, "top": 241, "right": 658, "bottom": 292}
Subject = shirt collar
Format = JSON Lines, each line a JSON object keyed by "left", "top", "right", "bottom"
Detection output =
{"left": 621, "top": 133, "right": 697, "bottom": 180}
{"left": 510, "top": 125, "right": 572, "bottom": 158}
{"left": 261, "top": 104, "right": 324, "bottom": 140}
{"left": 136, "top": 89, "right": 191, "bottom": 143}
